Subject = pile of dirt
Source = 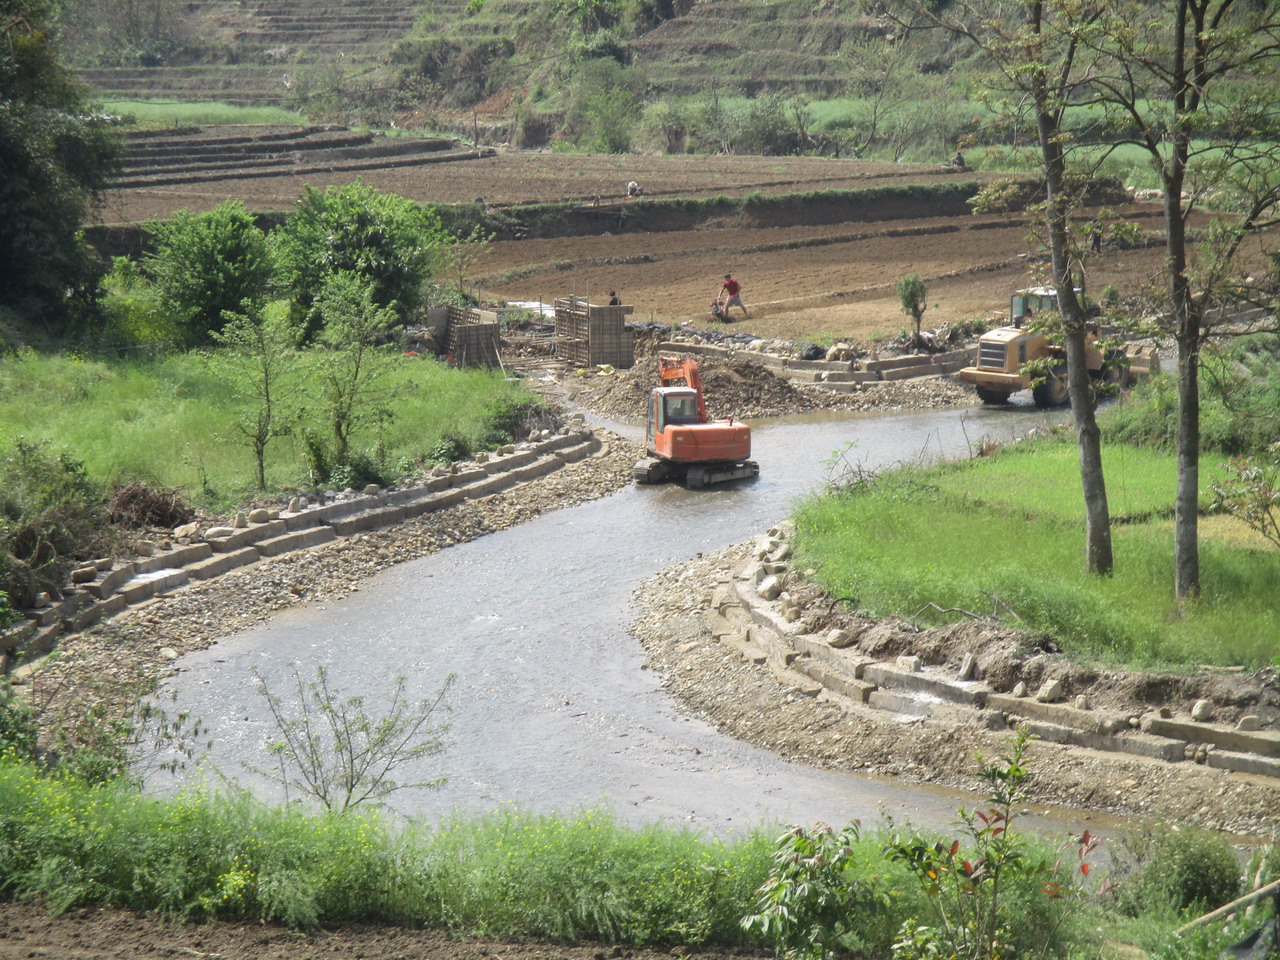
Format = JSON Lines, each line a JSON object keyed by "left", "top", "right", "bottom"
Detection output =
{"left": 556, "top": 350, "right": 975, "bottom": 424}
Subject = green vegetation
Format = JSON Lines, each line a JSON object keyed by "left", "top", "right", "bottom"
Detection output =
{"left": 0, "top": 741, "right": 1268, "bottom": 959}
{"left": 794, "top": 438, "right": 1280, "bottom": 669}
{"left": 145, "top": 200, "right": 274, "bottom": 346}
{"left": 273, "top": 181, "right": 454, "bottom": 324}
{"left": 1, "top": 0, "right": 122, "bottom": 333}
{"left": 0, "top": 349, "right": 533, "bottom": 509}
{"left": 102, "top": 99, "right": 307, "bottom": 128}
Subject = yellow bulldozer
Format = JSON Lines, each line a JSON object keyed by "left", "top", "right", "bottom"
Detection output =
{"left": 957, "top": 287, "right": 1146, "bottom": 408}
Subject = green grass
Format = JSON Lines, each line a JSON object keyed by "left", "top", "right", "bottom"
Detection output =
{"left": 103, "top": 100, "right": 307, "bottom": 128}
{"left": 0, "top": 754, "right": 1239, "bottom": 956}
{"left": 0, "top": 349, "right": 534, "bottom": 508}
{"left": 0, "top": 758, "right": 779, "bottom": 940}
{"left": 795, "top": 438, "right": 1280, "bottom": 669}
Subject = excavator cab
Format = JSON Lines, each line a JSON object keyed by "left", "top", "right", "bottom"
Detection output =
{"left": 652, "top": 388, "right": 700, "bottom": 435}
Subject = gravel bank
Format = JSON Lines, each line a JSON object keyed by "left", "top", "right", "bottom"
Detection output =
{"left": 632, "top": 544, "right": 1280, "bottom": 842}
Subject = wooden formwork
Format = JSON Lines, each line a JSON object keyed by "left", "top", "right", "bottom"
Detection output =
{"left": 553, "top": 297, "right": 635, "bottom": 368}
{"left": 445, "top": 306, "right": 501, "bottom": 367}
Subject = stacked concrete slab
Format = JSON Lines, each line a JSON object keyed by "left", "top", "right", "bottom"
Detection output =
{"left": 0, "top": 430, "right": 600, "bottom": 674}
{"left": 706, "top": 526, "right": 1280, "bottom": 782}
{"left": 657, "top": 340, "right": 970, "bottom": 392}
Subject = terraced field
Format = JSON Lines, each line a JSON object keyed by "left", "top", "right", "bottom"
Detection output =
{"left": 100, "top": 136, "right": 1189, "bottom": 344}
{"left": 109, "top": 125, "right": 482, "bottom": 191}
{"left": 77, "top": 0, "right": 426, "bottom": 103}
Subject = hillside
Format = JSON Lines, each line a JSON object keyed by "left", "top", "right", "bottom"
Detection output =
{"left": 72, "top": 0, "right": 428, "bottom": 106}
{"left": 68, "top": 0, "right": 939, "bottom": 143}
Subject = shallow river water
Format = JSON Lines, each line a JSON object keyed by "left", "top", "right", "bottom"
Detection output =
{"left": 161, "top": 400, "right": 1091, "bottom": 836}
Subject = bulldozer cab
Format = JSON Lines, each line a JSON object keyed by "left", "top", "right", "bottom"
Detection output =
{"left": 1010, "top": 286, "right": 1086, "bottom": 326}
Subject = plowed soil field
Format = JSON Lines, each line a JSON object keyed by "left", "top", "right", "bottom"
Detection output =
{"left": 101, "top": 141, "right": 1197, "bottom": 343}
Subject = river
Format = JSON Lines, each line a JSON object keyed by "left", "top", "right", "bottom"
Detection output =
{"left": 160, "top": 400, "right": 1089, "bottom": 836}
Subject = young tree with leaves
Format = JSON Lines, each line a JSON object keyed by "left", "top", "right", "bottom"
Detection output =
{"left": 272, "top": 180, "right": 453, "bottom": 332}
{"left": 146, "top": 199, "right": 274, "bottom": 346}
{"left": 0, "top": 0, "right": 121, "bottom": 330}
{"left": 898, "top": 273, "right": 928, "bottom": 350}
{"left": 313, "top": 271, "right": 402, "bottom": 466}
{"left": 898, "top": 0, "right": 1117, "bottom": 576}
{"left": 210, "top": 303, "right": 303, "bottom": 489}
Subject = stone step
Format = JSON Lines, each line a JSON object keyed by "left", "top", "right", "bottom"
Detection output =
{"left": 863, "top": 662, "right": 986, "bottom": 707}
{"left": 255, "top": 525, "right": 338, "bottom": 557}
{"left": 186, "top": 547, "right": 261, "bottom": 580}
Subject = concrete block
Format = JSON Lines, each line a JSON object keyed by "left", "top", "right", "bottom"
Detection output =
{"left": 328, "top": 505, "right": 407, "bottom": 537}
{"left": 481, "top": 449, "right": 537, "bottom": 475}
{"left": 135, "top": 543, "right": 212, "bottom": 573}
{"left": 555, "top": 439, "right": 597, "bottom": 464}
{"left": 717, "top": 629, "right": 767, "bottom": 664}
{"left": 863, "top": 663, "right": 987, "bottom": 706}
{"left": 1206, "top": 750, "right": 1280, "bottom": 779}
{"left": 459, "top": 475, "right": 509, "bottom": 500}
{"left": 187, "top": 547, "right": 260, "bottom": 580}
{"left": 448, "top": 468, "right": 489, "bottom": 488}
{"left": 868, "top": 689, "right": 933, "bottom": 718}
{"left": 401, "top": 489, "right": 465, "bottom": 519}
{"left": 281, "top": 510, "right": 326, "bottom": 532}
{"left": 83, "top": 563, "right": 138, "bottom": 599}
{"left": 255, "top": 526, "right": 338, "bottom": 557}
{"left": 987, "top": 693, "right": 1115, "bottom": 735}
{"left": 1142, "top": 716, "right": 1280, "bottom": 758}
{"left": 0, "top": 621, "right": 37, "bottom": 653}
{"left": 207, "top": 520, "right": 287, "bottom": 553}
{"left": 798, "top": 659, "right": 874, "bottom": 702}
{"left": 24, "top": 623, "right": 63, "bottom": 661}
{"left": 123, "top": 569, "right": 190, "bottom": 602}
{"left": 511, "top": 459, "right": 560, "bottom": 484}
{"left": 768, "top": 662, "right": 823, "bottom": 696}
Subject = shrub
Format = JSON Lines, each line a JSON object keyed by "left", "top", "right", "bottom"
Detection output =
{"left": 272, "top": 181, "right": 452, "bottom": 329}
{"left": 481, "top": 396, "right": 555, "bottom": 447}
{"left": 429, "top": 431, "right": 472, "bottom": 464}
{"left": 1113, "top": 826, "right": 1241, "bottom": 916}
{"left": 0, "top": 680, "right": 37, "bottom": 760}
{"left": 144, "top": 200, "right": 274, "bottom": 345}
{"left": 0, "top": 439, "right": 108, "bottom": 608}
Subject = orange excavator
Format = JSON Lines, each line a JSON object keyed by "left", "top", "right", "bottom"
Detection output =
{"left": 634, "top": 355, "right": 759, "bottom": 487}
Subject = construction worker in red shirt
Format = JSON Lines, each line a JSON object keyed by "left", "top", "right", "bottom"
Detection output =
{"left": 715, "top": 273, "right": 748, "bottom": 321}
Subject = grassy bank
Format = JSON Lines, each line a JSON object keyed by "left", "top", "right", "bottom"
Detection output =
{"left": 0, "top": 754, "right": 1265, "bottom": 959}
{"left": 1, "top": 755, "right": 1237, "bottom": 958}
{"left": 794, "top": 439, "right": 1280, "bottom": 669}
{"left": 0, "top": 349, "right": 534, "bottom": 509}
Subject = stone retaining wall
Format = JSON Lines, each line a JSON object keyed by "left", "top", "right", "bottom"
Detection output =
{"left": 656, "top": 341, "right": 970, "bottom": 392}
{"left": 0, "top": 430, "right": 601, "bottom": 675}
{"left": 709, "top": 526, "right": 1280, "bottom": 782}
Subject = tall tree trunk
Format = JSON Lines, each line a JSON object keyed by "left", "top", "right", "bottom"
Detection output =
{"left": 1033, "top": 26, "right": 1113, "bottom": 575}
{"left": 1174, "top": 331, "right": 1200, "bottom": 599}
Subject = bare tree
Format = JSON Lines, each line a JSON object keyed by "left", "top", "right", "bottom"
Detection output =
{"left": 252, "top": 664, "right": 454, "bottom": 813}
